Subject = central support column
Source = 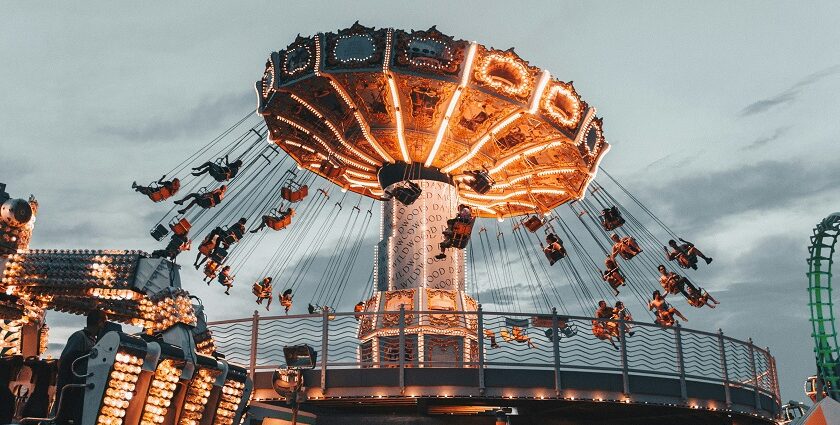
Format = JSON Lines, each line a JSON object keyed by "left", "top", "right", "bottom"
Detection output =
{"left": 358, "top": 163, "right": 478, "bottom": 368}
{"left": 377, "top": 179, "right": 464, "bottom": 292}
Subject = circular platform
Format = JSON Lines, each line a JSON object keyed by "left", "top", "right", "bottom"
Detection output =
{"left": 207, "top": 309, "right": 780, "bottom": 424}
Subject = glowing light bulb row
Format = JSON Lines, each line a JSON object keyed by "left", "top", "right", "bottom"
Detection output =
{"left": 289, "top": 94, "right": 377, "bottom": 166}
{"left": 281, "top": 45, "right": 312, "bottom": 77}
{"left": 178, "top": 368, "right": 217, "bottom": 425}
{"left": 541, "top": 82, "right": 583, "bottom": 129}
{"left": 97, "top": 351, "right": 143, "bottom": 425}
{"left": 424, "top": 42, "right": 478, "bottom": 167}
{"left": 474, "top": 52, "right": 534, "bottom": 99}
{"left": 403, "top": 36, "right": 454, "bottom": 71}
{"left": 90, "top": 288, "right": 141, "bottom": 301}
{"left": 212, "top": 380, "right": 246, "bottom": 425}
{"left": 140, "top": 359, "right": 181, "bottom": 425}
{"left": 137, "top": 291, "right": 197, "bottom": 334}
{"left": 331, "top": 34, "right": 377, "bottom": 63}
{"left": 441, "top": 111, "right": 524, "bottom": 173}
{"left": 326, "top": 79, "right": 393, "bottom": 163}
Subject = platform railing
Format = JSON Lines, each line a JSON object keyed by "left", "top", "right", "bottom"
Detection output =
{"left": 207, "top": 308, "right": 780, "bottom": 409}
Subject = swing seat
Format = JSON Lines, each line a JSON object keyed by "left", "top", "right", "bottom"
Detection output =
{"left": 150, "top": 224, "right": 169, "bottom": 241}
{"left": 267, "top": 214, "right": 293, "bottom": 231}
{"left": 281, "top": 185, "right": 309, "bottom": 202}
{"left": 252, "top": 284, "right": 262, "bottom": 297}
{"left": 544, "top": 247, "right": 566, "bottom": 265}
{"left": 499, "top": 329, "right": 514, "bottom": 342}
{"left": 170, "top": 217, "right": 192, "bottom": 236}
{"left": 449, "top": 221, "right": 474, "bottom": 249}
{"left": 210, "top": 247, "right": 228, "bottom": 263}
{"left": 280, "top": 298, "right": 293, "bottom": 309}
{"left": 523, "top": 215, "right": 544, "bottom": 232}
{"left": 204, "top": 261, "right": 219, "bottom": 279}
{"left": 392, "top": 184, "right": 422, "bottom": 206}
{"left": 466, "top": 170, "right": 494, "bottom": 194}
{"left": 320, "top": 160, "right": 343, "bottom": 179}
{"left": 198, "top": 239, "right": 216, "bottom": 256}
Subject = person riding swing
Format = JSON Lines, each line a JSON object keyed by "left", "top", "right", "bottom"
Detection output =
{"left": 252, "top": 277, "right": 273, "bottom": 310}
{"left": 250, "top": 208, "right": 295, "bottom": 233}
{"left": 601, "top": 257, "right": 625, "bottom": 295}
{"left": 542, "top": 233, "right": 567, "bottom": 265}
{"left": 279, "top": 288, "right": 293, "bottom": 314}
{"left": 174, "top": 185, "right": 227, "bottom": 215}
{"left": 217, "top": 265, "right": 234, "bottom": 295}
{"left": 435, "top": 204, "right": 475, "bottom": 260}
{"left": 664, "top": 238, "right": 712, "bottom": 270}
{"left": 609, "top": 233, "right": 642, "bottom": 261}
{"left": 151, "top": 232, "right": 191, "bottom": 261}
{"left": 194, "top": 226, "right": 224, "bottom": 269}
{"left": 649, "top": 290, "right": 688, "bottom": 327}
{"left": 600, "top": 206, "right": 625, "bottom": 231}
{"left": 192, "top": 155, "right": 243, "bottom": 182}
{"left": 132, "top": 175, "right": 181, "bottom": 202}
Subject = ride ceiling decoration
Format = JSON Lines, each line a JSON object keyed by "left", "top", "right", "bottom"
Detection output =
{"left": 257, "top": 23, "right": 609, "bottom": 218}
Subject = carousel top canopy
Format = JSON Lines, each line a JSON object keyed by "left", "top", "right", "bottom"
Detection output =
{"left": 257, "top": 23, "right": 609, "bottom": 218}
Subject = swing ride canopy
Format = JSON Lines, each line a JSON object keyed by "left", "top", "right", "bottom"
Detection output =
{"left": 257, "top": 23, "right": 609, "bottom": 218}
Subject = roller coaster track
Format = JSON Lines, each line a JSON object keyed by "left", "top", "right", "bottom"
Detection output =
{"left": 807, "top": 213, "right": 840, "bottom": 400}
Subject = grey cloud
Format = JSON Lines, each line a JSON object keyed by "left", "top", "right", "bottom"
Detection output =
{"left": 739, "top": 65, "right": 840, "bottom": 117}
{"left": 99, "top": 91, "right": 255, "bottom": 142}
{"left": 741, "top": 126, "right": 791, "bottom": 151}
{"left": 638, "top": 160, "right": 840, "bottom": 230}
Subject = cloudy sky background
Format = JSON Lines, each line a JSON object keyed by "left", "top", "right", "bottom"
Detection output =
{"left": 2, "top": 1, "right": 839, "bottom": 403}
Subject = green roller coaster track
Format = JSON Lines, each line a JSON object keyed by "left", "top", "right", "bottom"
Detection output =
{"left": 808, "top": 213, "right": 840, "bottom": 401}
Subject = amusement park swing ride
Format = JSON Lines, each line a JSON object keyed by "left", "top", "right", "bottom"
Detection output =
{"left": 0, "top": 23, "right": 782, "bottom": 425}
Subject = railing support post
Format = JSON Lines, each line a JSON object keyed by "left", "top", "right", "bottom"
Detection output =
{"left": 674, "top": 325, "right": 687, "bottom": 402}
{"left": 748, "top": 338, "right": 761, "bottom": 411}
{"left": 321, "top": 308, "right": 329, "bottom": 392}
{"left": 552, "top": 307, "right": 561, "bottom": 396}
{"left": 399, "top": 304, "right": 406, "bottom": 395}
{"left": 249, "top": 310, "right": 259, "bottom": 380}
{"left": 767, "top": 347, "right": 781, "bottom": 414}
{"left": 477, "top": 305, "right": 485, "bottom": 395}
{"left": 619, "top": 317, "right": 629, "bottom": 395}
{"left": 717, "top": 329, "right": 731, "bottom": 407}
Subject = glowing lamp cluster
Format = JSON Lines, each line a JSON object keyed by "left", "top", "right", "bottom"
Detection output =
{"left": 214, "top": 380, "right": 247, "bottom": 425}
{"left": 179, "top": 368, "right": 218, "bottom": 425}
{"left": 257, "top": 23, "right": 611, "bottom": 218}
{"left": 98, "top": 351, "right": 143, "bottom": 425}
{"left": 140, "top": 359, "right": 182, "bottom": 425}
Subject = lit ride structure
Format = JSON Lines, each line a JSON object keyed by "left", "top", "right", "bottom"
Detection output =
{"left": 0, "top": 184, "right": 253, "bottom": 425}
{"left": 187, "top": 24, "right": 778, "bottom": 423}
{"left": 256, "top": 23, "right": 607, "bottom": 368}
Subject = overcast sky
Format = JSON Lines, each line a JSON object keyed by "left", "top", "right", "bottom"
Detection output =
{"left": 2, "top": 1, "right": 839, "bottom": 403}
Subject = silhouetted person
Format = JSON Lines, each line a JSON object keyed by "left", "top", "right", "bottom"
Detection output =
{"left": 56, "top": 310, "right": 107, "bottom": 425}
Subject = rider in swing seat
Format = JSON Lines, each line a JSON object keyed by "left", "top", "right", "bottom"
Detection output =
{"left": 151, "top": 233, "right": 191, "bottom": 261}
{"left": 435, "top": 205, "right": 475, "bottom": 260}
{"left": 174, "top": 185, "right": 227, "bottom": 214}
{"left": 132, "top": 176, "right": 181, "bottom": 202}
{"left": 217, "top": 265, "right": 234, "bottom": 295}
{"left": 664, "top": 238, "right": 712, "bottom": 269}
{"left": 221, "top": 217, "right": 248, "bottom": 248}
{"left": 609, "top": 233, "right": 642, "bottom": 260}
{"left": 602, "top": 257, "right": 625, "bottom": 295}
{"left": 592, "top": 300, "right": 619, "bottom": 349}
{"left": 192, "top": 155, "right": 243, "bottom": 182}
{"left": 194, "top": 226, "right": 224, "bottom": 269}
{"left": 250, "top": 208, "right": 295, "bottom": 233}
{"left": 252, "top": 277, "right": 273, "bottom": 310}
{"left": 279, "top": 288, "right": 293, "bottom": 314}
{"left": 543, "top": 233, "right": 567, "bottom": 265}
{"left": 600, "top": 206, "right": 625, "bottom": 231}
{"left": 684, "top": 284, "right": 720, "bottom": 309}
{"left": 649, "top": 290, "right": 688, "bottom": 326}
